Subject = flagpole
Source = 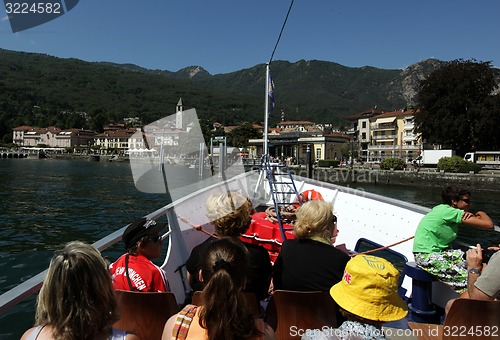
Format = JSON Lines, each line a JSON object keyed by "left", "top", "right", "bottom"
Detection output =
{"left": 252, "top": 63, "right": 270, "bottom": 200}
{"left": 264, "top": 62, "right": 270, "bottom": 159}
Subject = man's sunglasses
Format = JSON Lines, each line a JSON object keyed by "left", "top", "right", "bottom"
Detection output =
{"left": 146, "top": 235, "right": 163, "bottom": 243}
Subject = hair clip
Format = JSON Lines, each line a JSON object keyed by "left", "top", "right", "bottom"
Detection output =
{"left": 213, "top": 259, "right": 232, "bottom": 272}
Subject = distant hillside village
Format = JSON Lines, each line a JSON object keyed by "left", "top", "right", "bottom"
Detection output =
{"left": 10, "top": 99, "right": 423, "bottom": 164}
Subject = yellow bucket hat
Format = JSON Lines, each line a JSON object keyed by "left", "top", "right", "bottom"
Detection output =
{"left": 330, "top": 255, "right": 408, "bottom": 322}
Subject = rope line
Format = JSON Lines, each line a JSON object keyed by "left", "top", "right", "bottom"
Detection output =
{"left": 269, "top": 0, "right": 295, "bottom": 64}
{"left": 177, "top": 216, "right": 219, "bottom": 239}
{"left": 350, "top": 236, "right": 415, "bottom": 257}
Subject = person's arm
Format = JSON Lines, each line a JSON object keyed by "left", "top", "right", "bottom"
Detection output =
{"left": 187, "top": 272, "right": 195, "bottom": 288}
{"left": 272, "top": 253, "right": 283, "bottom": 291}
{"left": 185, "top": 242, "right": 208, "bottom": 289}
{"left": 161, "top": 314, "right": 177, "bottom": 340}
{"left": 20, "top": 327, "right": 35, "bottom": 340}
{"left": 149, "top": 265, "right": 170, "bottom": 292}
{"left": 125, "top": 332, "right": 141, "bottom": 340}
{"left": 466, "top": 244, "right": 494, "bottom": 300}
{"left": 461, "top": 211, "right": 494, "bottom": 229}
{"left": 263, "top": 323, "right": 276, "bottom": 340}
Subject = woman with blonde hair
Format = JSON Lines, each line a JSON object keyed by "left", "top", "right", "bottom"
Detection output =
{"left": 273, "top": 199, "right": 349, "bottom": 292}
{"left": 163, "top": 238, "right": 275, "bottom": 340}
{"left": 185, "top": 191, "right": 272, "bottom": 303}
{"left": 21, "top": 241, "right": 138, "bottom": 340}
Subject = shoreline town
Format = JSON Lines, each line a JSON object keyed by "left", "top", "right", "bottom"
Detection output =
{"left": 2, "top": 101, "right": 500, "bottom": 194}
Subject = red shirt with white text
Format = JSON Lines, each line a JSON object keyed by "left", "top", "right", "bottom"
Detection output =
{"left": 110, "top": 253, "right": 169, "bottom": 292}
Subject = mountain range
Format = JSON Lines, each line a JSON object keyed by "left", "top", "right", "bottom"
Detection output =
{"left": 0, "top": 48, "right": 450, "bottom": 141}
{"left": 107, "top": 58, "right": 449, "bottom": 122}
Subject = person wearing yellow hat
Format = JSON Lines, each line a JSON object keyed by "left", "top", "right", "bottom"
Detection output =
{"left": 302, "top": 255, "right": 408, "bottom": 340}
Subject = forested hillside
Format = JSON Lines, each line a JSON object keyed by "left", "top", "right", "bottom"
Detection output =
{"left": 0, "top": 48, "right": 447, "bottom": 143}
{"left": 0, "top": 49, "right": 262, "bottom": 142}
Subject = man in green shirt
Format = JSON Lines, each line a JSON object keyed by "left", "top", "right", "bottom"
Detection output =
{"left": 413, "top": 187, "right": 493, "bottom": 291}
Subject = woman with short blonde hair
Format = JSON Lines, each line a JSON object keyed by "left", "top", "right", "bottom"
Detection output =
{"left": 294, "top": 200, "right": 336, "bottom": 242}
{"left": 185, "top": 191, "right": 272, "bottom": 303}
{"left": 205, "top": 191, "right": 253, "bottom": 237}
{"left": 274, "top": 199, "right": 349, "bottom": 298}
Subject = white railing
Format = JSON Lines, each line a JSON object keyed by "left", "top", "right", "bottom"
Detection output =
{"left": 372, "top": 134, "right": 397, "bottom": 140}
{"left": 367, "top": 145, "right": 420, "bottom": 151}
{"left": 371, "top": 124, "right": 396, "bottom": 130}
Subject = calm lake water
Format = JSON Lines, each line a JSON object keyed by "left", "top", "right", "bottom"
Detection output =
{"left": 0, "top": 159, "right": 499, "bottom": 338}
{"left": 0, "top": 159, "right": 177, "bottom": 338}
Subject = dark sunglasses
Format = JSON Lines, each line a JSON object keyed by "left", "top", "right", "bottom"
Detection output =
{"left": 146, "top": 235, "right": 163, "bottom": 243}
{"left": 460, "top": 198, "right": 471, "bottom": 204}
{"left": 333, "top": 215, "right": 337, "bottom": 223}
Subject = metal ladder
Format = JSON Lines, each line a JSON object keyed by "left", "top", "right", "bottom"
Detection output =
{"left": 262, "top": 159, "right": 301, "bottom": 241}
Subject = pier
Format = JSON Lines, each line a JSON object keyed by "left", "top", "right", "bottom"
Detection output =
{"left": 0, "top": 150, "right": 30, "bottom": 159}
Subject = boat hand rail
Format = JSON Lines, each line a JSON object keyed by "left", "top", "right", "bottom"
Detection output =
{"left": 0, "top": 171, "right": 258, "bottom": 316}
{"left": 240, "top": 233, "right": 283, "bottom": 246}
{"left": 0, "top": 204, "right": 173, "bottom": 317}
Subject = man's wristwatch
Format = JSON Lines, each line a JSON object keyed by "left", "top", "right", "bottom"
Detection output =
{"left": 468, "top": 268, "right": 481, "bottom": 275}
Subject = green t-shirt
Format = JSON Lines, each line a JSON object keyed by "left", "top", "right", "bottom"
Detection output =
{"left": 413, "top": 204, "right": 464, "bottom": 253}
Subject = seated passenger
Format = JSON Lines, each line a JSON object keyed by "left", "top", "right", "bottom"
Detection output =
{"left": 413, "top": 186, "right": 493, "bottom": 291}
{"left": 185, "top": 191, "right": 272, "bottom": 302}
{"left": 162, "top": 238, "right": 275, "bottom": 340}
{"left": 273, "top": 200, "right": 349, "bottom": 292}
{"left": 445, "top": 243, "right": 500, "bottom": 314}
{"left": 302, "top": 255, "right": 408, "bottom": 340}
{"left": 21, "top": 241, "right": 139, "bottom": 340}
{"left": 109, "top": 217, "right": 170, "bottom": 292}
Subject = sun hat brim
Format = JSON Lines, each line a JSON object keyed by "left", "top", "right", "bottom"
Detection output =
{"left": 330, "top": 278, "right": 408, "bottom": 322}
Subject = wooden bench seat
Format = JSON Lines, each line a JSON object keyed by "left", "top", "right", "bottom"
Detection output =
{"left": 409, "top": 299, "right": 500, "bottom": 340}
{"left": 113, "top": 290, "right": 179, "bottom": 340}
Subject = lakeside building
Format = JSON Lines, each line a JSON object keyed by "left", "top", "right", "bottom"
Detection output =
{"left": 93, "top": 128, "right": 137, "bottom": 154}
{"left": 12, "top": 126, "right": 97, "bottom": 148}
{"left": 368, "top": 109, "right": 421, "bottom": 162}
{"left": 348, "top": 108, "right": 422, "bottom": 162}
{"left": 346, "top": 108, "right": 385, "bottom": 162}
{"left": 223, "top": 123, "right": 264, "bottom": 135}
{"left": 247, "top": 120, "right": 350, "bottom": 163}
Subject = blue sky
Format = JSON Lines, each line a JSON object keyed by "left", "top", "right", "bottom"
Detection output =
{"left": 1, "top": 1, "right": 499, "bottom": 75}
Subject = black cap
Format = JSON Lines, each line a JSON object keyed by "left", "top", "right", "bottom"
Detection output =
{"left": 122, "top": 218, "right": 167, "bottom": 249}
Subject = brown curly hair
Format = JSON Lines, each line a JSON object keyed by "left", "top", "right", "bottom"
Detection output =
{"left": 205, "top": 191, "right": 253, "bottom": 237}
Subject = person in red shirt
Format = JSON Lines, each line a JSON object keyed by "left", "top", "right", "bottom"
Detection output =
{"left": 110, "top": 217, "right": 170, "bottom": 292}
